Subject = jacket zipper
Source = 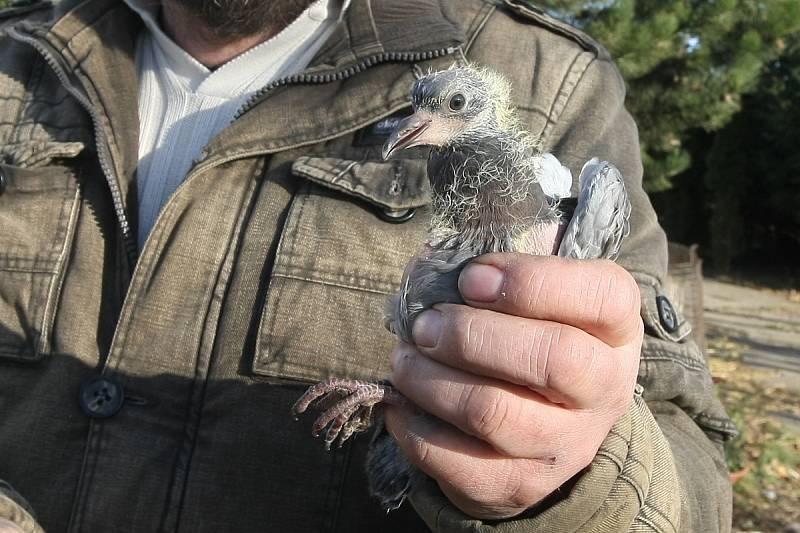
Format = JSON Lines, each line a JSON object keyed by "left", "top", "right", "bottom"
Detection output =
{"left": 233, "top": 47, "right": 460, "bottom": 119}
{"left": 8, "top": 25, "right": 138, "bottom": 266}
{"left": 9, "top": 26, "right": 457, "bottom": 260}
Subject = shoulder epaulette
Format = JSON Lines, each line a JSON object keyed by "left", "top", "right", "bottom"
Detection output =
{"left": 500, "top": 0, "right": 611, "bottom": 60}
{"left": 0, "top": 0, "right": 52, "bottom": 20}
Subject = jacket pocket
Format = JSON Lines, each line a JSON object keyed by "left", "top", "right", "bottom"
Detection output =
{"left": 0, "top": 162, "right": 81, "bottom": 363}
{"left": 252, "top": 156, "right": 431, "bottom": 383}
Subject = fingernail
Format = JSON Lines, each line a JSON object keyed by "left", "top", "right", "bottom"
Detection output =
{"left": 459, "top": 263, "right": 505, "bottom": 302}
{"left": 412, "top": 310, "right": 442, "bottom": 348}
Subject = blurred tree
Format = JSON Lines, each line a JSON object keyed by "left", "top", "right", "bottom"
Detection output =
{"left": 537, "top": 0, "right": 800, "bottom": 192}
{"left": 703, "top": 39, "right": 800, "bottom": 272}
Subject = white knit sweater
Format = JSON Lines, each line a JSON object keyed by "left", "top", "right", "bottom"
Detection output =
{"left": 124, "top": 0, "right": 348, "bottom": 248}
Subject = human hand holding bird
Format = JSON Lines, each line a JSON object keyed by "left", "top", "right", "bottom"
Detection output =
{"left": 292, "top": 66, "right": 642, "bottom": 519}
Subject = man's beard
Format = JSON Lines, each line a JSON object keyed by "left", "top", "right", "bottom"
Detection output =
{"left": 173, "top": 0, "right": 318, "bottom": 41}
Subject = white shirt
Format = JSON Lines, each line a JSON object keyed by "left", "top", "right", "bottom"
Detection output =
{"left": 124, "top": 0, "right": 349, "bottom": 248}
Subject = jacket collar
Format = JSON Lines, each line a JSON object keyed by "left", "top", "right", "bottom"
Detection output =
{"left": 12, "top": 0, "right": 486, "bottom": 208}
{"left": 22, "top": 0, "right": 466, "bottom": 72}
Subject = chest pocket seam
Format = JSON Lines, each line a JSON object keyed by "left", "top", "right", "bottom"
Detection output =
{"left": 0, "top": 162, "right": 81, "bottom": 363}
{"left": 255, "top": 186, "right": 309, "bottom": 377}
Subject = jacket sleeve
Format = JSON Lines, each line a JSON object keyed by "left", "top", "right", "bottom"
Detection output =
{"left": 0, "top": 481, "right": 44, "bottom": 533}
{"left": 408, "top": 54, "right": 738, "bottom": 532}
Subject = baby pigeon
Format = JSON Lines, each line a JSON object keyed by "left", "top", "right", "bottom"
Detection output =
{"left": 292, "top": 65, "right": 631, "bottom": 510}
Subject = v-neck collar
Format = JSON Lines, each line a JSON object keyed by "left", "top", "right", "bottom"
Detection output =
{"left": 124, "top": 0, "right": 351, "bottom": 97}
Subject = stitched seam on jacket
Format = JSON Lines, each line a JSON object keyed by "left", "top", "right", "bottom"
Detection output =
{"left": 109, "top": 169, "right": 183, "bottom": 373}
{"left": 261, "top": 186, "right": 309, "bottom": 366}
{"left": 37, "top": 178, "right": 80, "bottom": 356}
{"left": 272, "top": 272, "right": 394, "bottom": 296}
{"left": 634, "top": 514, "right": 666, "bottom": 533}
{"left": 640, "top": 353, "right": 705, "bottom": 372}
{"left": 641, "top": 341, "right": 706, "bottom": 369}
{"left": 540, "top": 51, "right": 594, "bottom": 143}
{"left": 537, "top": 50, "right": 579, "bottom": 140}
{"left": 272, "top": 263, "right": 397, "bottom": 292}
{"left": 595, "top": 449, "right": 623, "bottom": 470}
{"left": 463, "top": 1, "right": 495, "bottom": 53}
{"left": 170, "top": 167, "right": 262, "bottom": 531}
{"left": 0, "top": 91, "right": 74, "bottom": 107}
{"left": 0, "top": 263, "right": 58, "bottom": 272}
{"left": 608, "top": 428, "right": 632, "bottom": 446}
{"left": 0, "top": 119, "right": 85, "bottom": 131}
{"left": 621, "top": 452, "right": 649, "bottom": 473}
{"left": 695, "top": 413, "right": 738, "bottom": 433}
{"left": 617, "top": 473, "right": 645, "bottom": 507}
{"left": 641, "top": 501, "right": 678, "bottom": 533}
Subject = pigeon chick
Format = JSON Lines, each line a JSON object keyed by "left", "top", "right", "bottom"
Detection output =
{"left": 292, "top": 65, "right": 631, "bottom": 510}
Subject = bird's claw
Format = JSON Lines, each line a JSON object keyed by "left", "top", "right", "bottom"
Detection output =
{"left": 292, "top": 378, "right": 407, "bottom": 448}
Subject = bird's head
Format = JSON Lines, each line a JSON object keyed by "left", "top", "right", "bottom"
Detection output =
{"left": 382, "top": 66, "right": 515, "bottom": 160}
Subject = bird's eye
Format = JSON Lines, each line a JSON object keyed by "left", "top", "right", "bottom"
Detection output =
{"left": 448, "top": 93, "right": 466, "bottom": 112}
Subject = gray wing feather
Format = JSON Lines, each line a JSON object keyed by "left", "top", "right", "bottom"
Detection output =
{"left": 384, "top": 248, "right": 473, "bottom": 343}
{"left": 558, "top": 158, "right": 631, "bottom": 260}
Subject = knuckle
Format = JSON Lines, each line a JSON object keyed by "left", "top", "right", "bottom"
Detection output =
{"left": 460, "top": 386, "right": 512, "bottom": 440}
{"left": 462, "top": 465, "right": 531, "bottom": 516}
{"left": 498, "top": 462, "right": 548, "bottom": 511}
{"left": 499, "top": 469, "right": 528, "bottom": 508}
{"left": 525, "top": 324, "right": 595, "bottom": 393}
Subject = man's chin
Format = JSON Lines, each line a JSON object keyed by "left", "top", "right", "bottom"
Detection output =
{"left": 169, "top": 0, "right": 318, "bottom": 41}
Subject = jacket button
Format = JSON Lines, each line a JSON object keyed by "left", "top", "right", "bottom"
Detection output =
{"left": 377, "top": 207, "right": 416, "bottom": 223}
{"left": 0, "top": 167, "right": 6, "bottom": 195}
{"left": 79, "top": 377, "right": 124, "bottom": 418}
{"left": 656, "top": 295, "right": 679, "bottom": 333}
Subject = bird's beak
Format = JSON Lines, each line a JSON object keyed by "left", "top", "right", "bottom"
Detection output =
{"left": 382, "top": 112, "right": 433, "bottom": 160}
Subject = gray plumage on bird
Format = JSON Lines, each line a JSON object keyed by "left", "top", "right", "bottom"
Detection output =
{"left": 291, "top": 65, "right": 632, "bottom": 511}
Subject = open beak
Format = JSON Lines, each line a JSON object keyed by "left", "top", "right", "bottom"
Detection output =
{"left": 382, "top": 112, "right": 433, "bottom": 160}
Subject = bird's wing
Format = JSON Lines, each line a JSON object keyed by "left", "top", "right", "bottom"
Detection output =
{"left": 537, "top": 153, "right": 573, "bottom": 201}
{"left": 557, "top": 158, "right": 631, "bottom": 260}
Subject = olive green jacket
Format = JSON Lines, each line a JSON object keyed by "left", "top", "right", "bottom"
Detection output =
{"left": 0, "top": 0, "right": 737, "bottom": 531}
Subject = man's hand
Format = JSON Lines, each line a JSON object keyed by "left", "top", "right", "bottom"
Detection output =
{"left": 384, "top": 253, "right": 643, "bottom": 519}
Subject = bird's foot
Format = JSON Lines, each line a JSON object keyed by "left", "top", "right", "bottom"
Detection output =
{"left": 291, "top": 378, "right": 407, "bottom": 450}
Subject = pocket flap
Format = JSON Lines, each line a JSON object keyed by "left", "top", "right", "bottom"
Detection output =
{"left": 291, "top": 156, "right": 431, "bottom": 211}
{"left": 635, "top": 274, "right": 692, "bottom": 343}
{"left": 3, "top": 141, "right": 85, "bottom": 168}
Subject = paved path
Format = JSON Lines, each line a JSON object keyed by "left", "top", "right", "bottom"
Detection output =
{"left": 704, "top": 278, "right": 800, "bottom": 393}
